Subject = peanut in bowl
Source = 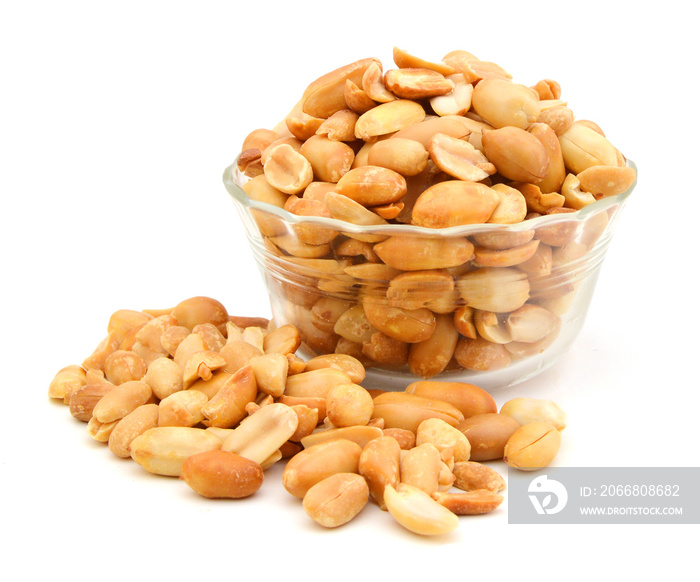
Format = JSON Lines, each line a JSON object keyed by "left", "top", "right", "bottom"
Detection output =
{"left": 222, "top": 48, "right": 637, "bottom": 391}
{"left": 222, "top": 157, "right": 636, "bottom": 392}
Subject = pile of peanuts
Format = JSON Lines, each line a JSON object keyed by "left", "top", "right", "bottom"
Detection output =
{"left": 233, "top": 47, "right": 636, "bottom": 377}
{"left": 49, "top": 296, "right": 568, "bottom": 535}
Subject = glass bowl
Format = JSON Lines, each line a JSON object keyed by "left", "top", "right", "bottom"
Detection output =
{"left": 223, "top": 159, "right": 636, "bottom": 391}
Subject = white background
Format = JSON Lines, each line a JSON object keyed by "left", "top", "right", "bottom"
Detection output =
{"left": 2, "top": 0, "right": 698, "bottom": 578}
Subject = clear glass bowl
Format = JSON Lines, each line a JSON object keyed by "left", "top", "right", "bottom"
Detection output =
{"left": 223, "top": 160, "right": 636, "bottom": 391}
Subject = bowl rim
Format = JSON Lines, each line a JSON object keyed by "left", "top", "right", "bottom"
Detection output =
{"left": 222, "top": 157, "right": 637, "bottom": 237}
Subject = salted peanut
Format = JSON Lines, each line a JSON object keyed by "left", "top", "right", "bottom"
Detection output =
{"left": 305, "top": 354, "right": 366, "bottom": 385}
{"left": 560, "top": 173, "right": 596, "bottom": 210}
{"left": 92, "top": 380, "right": 152, "bottom": 424}
{"left": 371, "top": 201, "right": 404, "bottom": 220}
{"left": 201, "top": 365, "right": 257, "bottom": 428}
{"left": 362, "top": 332, "right": 409, "bottom": 366}
{"left": 158, "top": 327, "right": 191, "bottom": 359}
{"left": 367, "top": 138, "right": 429, "bottom": 177}
{"left": 130, "top": 427, "right": 222, "bottom": 476}
{"left": 246, "top": 353, "right": 287, "bottom": 398}
{"left": 432, "top": 490, "right": 504, "bottom": 515}
{"left": 315, "top": 109, "right": 359, "bottom": 142}
{"left": 531, "top": 78, "right": 561, "bottom": 100}
{"left": 362, "top": 302, "right": 436, "bottom": 344}
{"left": 107, "top": 310, "right": 153, "bottom": 344}
{"left": 576, "top": 164, "right": 636, "bottom": 198}
{"left": 289, "top": 404, "right": 319, "bottom": 442}
{"left": 472, "top": 239, "right": 541, "bottom": 269}
{"left": 218, "top": 341, "right": 263, "bottom": 376}
{"left": 473, "top": 310, "right": 511, "bottom": 344}
{"left": 533, "top": 210, "right": 579, "bottom": 247}
{"left": 286, "top": 110, "right": 324, "bottom": 142}
{"left": 262, "top": 143, "right": 313, "bottom": 195}
{"left": 559, "top": 122, "right": 620, "bottom": 174}
{"left": 512, "top": 182, "right": 565, "bottom": 214}
{"left": 332, "top": 304, "right": 377, "bottom": 344}
{"left": 505, "top": 318, "right": 561, "bottom": 359}
{"left": 358, "top": 436, "right": 401, "bottom": 509}
{"left": 485, "top": 183, "right": 527, "bottom": 224}
{"left": 454, "top": 58, "right": 512, "bottom": 83}
{"left": 191, "top": 323, "right": 225, "bottom": 353}
{"left": 282, "top": 438, "right": 363, "bottom": 498}
{"left": 383, "top": 428, "right": 416, "bottom": 450}
{"left": 416, "top": 418, "right": 471, "bottom": 463}
{"left": 180, "top": 450, "right": 263, "bottom": 498}
{"left": 237, "top": 148, "right": 265, "bottom": 177}
{"left": 457, "top": 412, "right": 521, "bottom": 461}
{"left": 393, "top": 47, "right": 456, "bottom": 75}
{"left": 505, "top": 304, "right": 559, "bottom": 343}
{"left": 68, "top": 371, "right": 115, "bottom": 421}
{"left": 384, "top": 68, "right": 454, "bottom": 99}
{"left": 261, "top": 323, "right": 300, "bottom": 356}
{"left": 454, "top": 336, "right": 512, "bottom": 372}
{"left": 536, "top": 105, "right": 574, "bottom": 136}
{"left": 220, "top": 402, "right": 298, "bottom": 465}
{"left": 325, "top": 192, "right": 388, "bottom": 238}
{"left": 303, "top": 181, "right": 337, "bottom": 202}
{"left": 528, "top": 122, "right": 566, "bottom": 194}
{"left": 82, "top": 331, "right": 120, "bottom": 372}
{"left": 279, "top": 394, "right": 327, "bottom": 420}
{"left": 335, "top": 165, "right": 407, "bottom": 208}
{"left": 355, "top": 99, "right": 426, "bottom": 140}
{"left": 412, "top": 181, "right": 499, "bottom": 228}
{"left": 430, "top": 80, "right": 473, "bottom": 117}
{"left": 182, "top": 351, "right": 227, "bottom": 389}
{"left": 326, "top": 383, "right": 374, "bottom": 427}
{"left": 107, "top": 403, "right": 159, "bottom": 458}
{"left": 284, "top": 366, "right": 352, "bottom": 399}
{"left": 49, "top": 364, "right": 86, "bottom": 400}
{"left": 500, "top": 398, "right": 567, "bottom": 431}
{"left": 408, "top": 313, "right": 459, "bottom": 379}
{"left": 344, "top": 79, "right": 376, "bottom": 114}
{"left": 384, "top": 483, "right": 459, "bottom": 536}
{"left": 303, "top": 473, "right": 369, "bottom": 528}
{"left": 362, "top": 61, "right": 395, "bottom": 103}
{"left": 504, "top": 422, "right": 561, "bottom": 470}
{"left": 298, "top": 135, "right": 355, "bottom": 184}
{"left": 333, "top": 237, "right": 380, "bottom": 262}
{"left": 241, "top": 127, "right": 279, "bottom": 158}
{"left": 453, "top": 461, "right": 506, "bottom": 492}
{"left": 240, "top": 326, "right": 265, "bottom": 352}
{"left": 457, "top": 267, "right": 530, "bottom": 313}
{"left": 400, "top": 443, "right": 442, "bottom": 495}
{"left": 143, "top": 357, "right": 181, "bottom": 400}
{"left": 131, "top": 316, "right": 177, "bottom": 365}
{"left": 471, "top": 229, "right": 534, "bottom": 251}
{"left": 308, "top": 298, "right": 352, "bottom": 336}
{"left": 451, "top": 306, "right": 475, "bottom": 339}
{"left": 516, "top": 243, "right": 553, "bottom": 278}
{"left": 371, "top": 392, "right": 464, "bottom": 433}
{"left": 242, "top": 172, "right": 288, "bottom": 205}
{"left": 87, "top": 416, "right": 119, "bottom": 442}
{"left": 405, "top": 380, "right": 497, "bottom": 419}
{"left": 374, "top": 235, "right": 475, "bottom": 272}
{"left": 171, "top": 296, "right": 228, "bottom": 334}
{"left": 157, "top": 390, "right": 207, "bottom": 427}
{"left": 262, "top": 136, "right": 304, "bottom": 164}
{"left": 392, "top": 115, "right": 472, "bottom": 148}
{"left": 173, "top": 334, "right": 209, "bottom": 369}
{"left": 428, "top": 133, "right": 495, "bottom": 182}
{"left": 471, "top": 78, "right": 539, "bottom": 129}
{"left": 301, "top": 57, "right": 379, "bottom": 118}
{"left": 300, "top": 425, "right": 383, "bottom": 449}
{"left": 481, "top": 126, "right": 549, "bottom": 183}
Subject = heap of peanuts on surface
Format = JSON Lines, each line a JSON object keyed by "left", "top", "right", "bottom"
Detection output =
{"left": 50, "top": 296, "right": 568, "bottom": 535}
{"left": 232, "top": 47, "right": 636, "bottom": 378}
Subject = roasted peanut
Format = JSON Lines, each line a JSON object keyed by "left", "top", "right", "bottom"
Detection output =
{"left": 130, "top": 427, "right": 222, "bottom": 476}
{"left": 457, "top": 413, "right": 521, "bottom": 461}
{"left": 384, "top": 483, "right": 459, "bottom": 536}
{"left": 180, "top": 450, "right": 263, "bottom": 498}
{"left": 302, "top": 473, "right": 369, "bottom": 528}
{"left": 503, "top": 422, "right": 561, "bottom": 470}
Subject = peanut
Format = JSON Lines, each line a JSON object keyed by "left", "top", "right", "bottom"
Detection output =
{"left": 180, "top": 450, "right": 264, "bottom": 499}
{"left": 302, "top": 473, "right": 369, "bottom": 528}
